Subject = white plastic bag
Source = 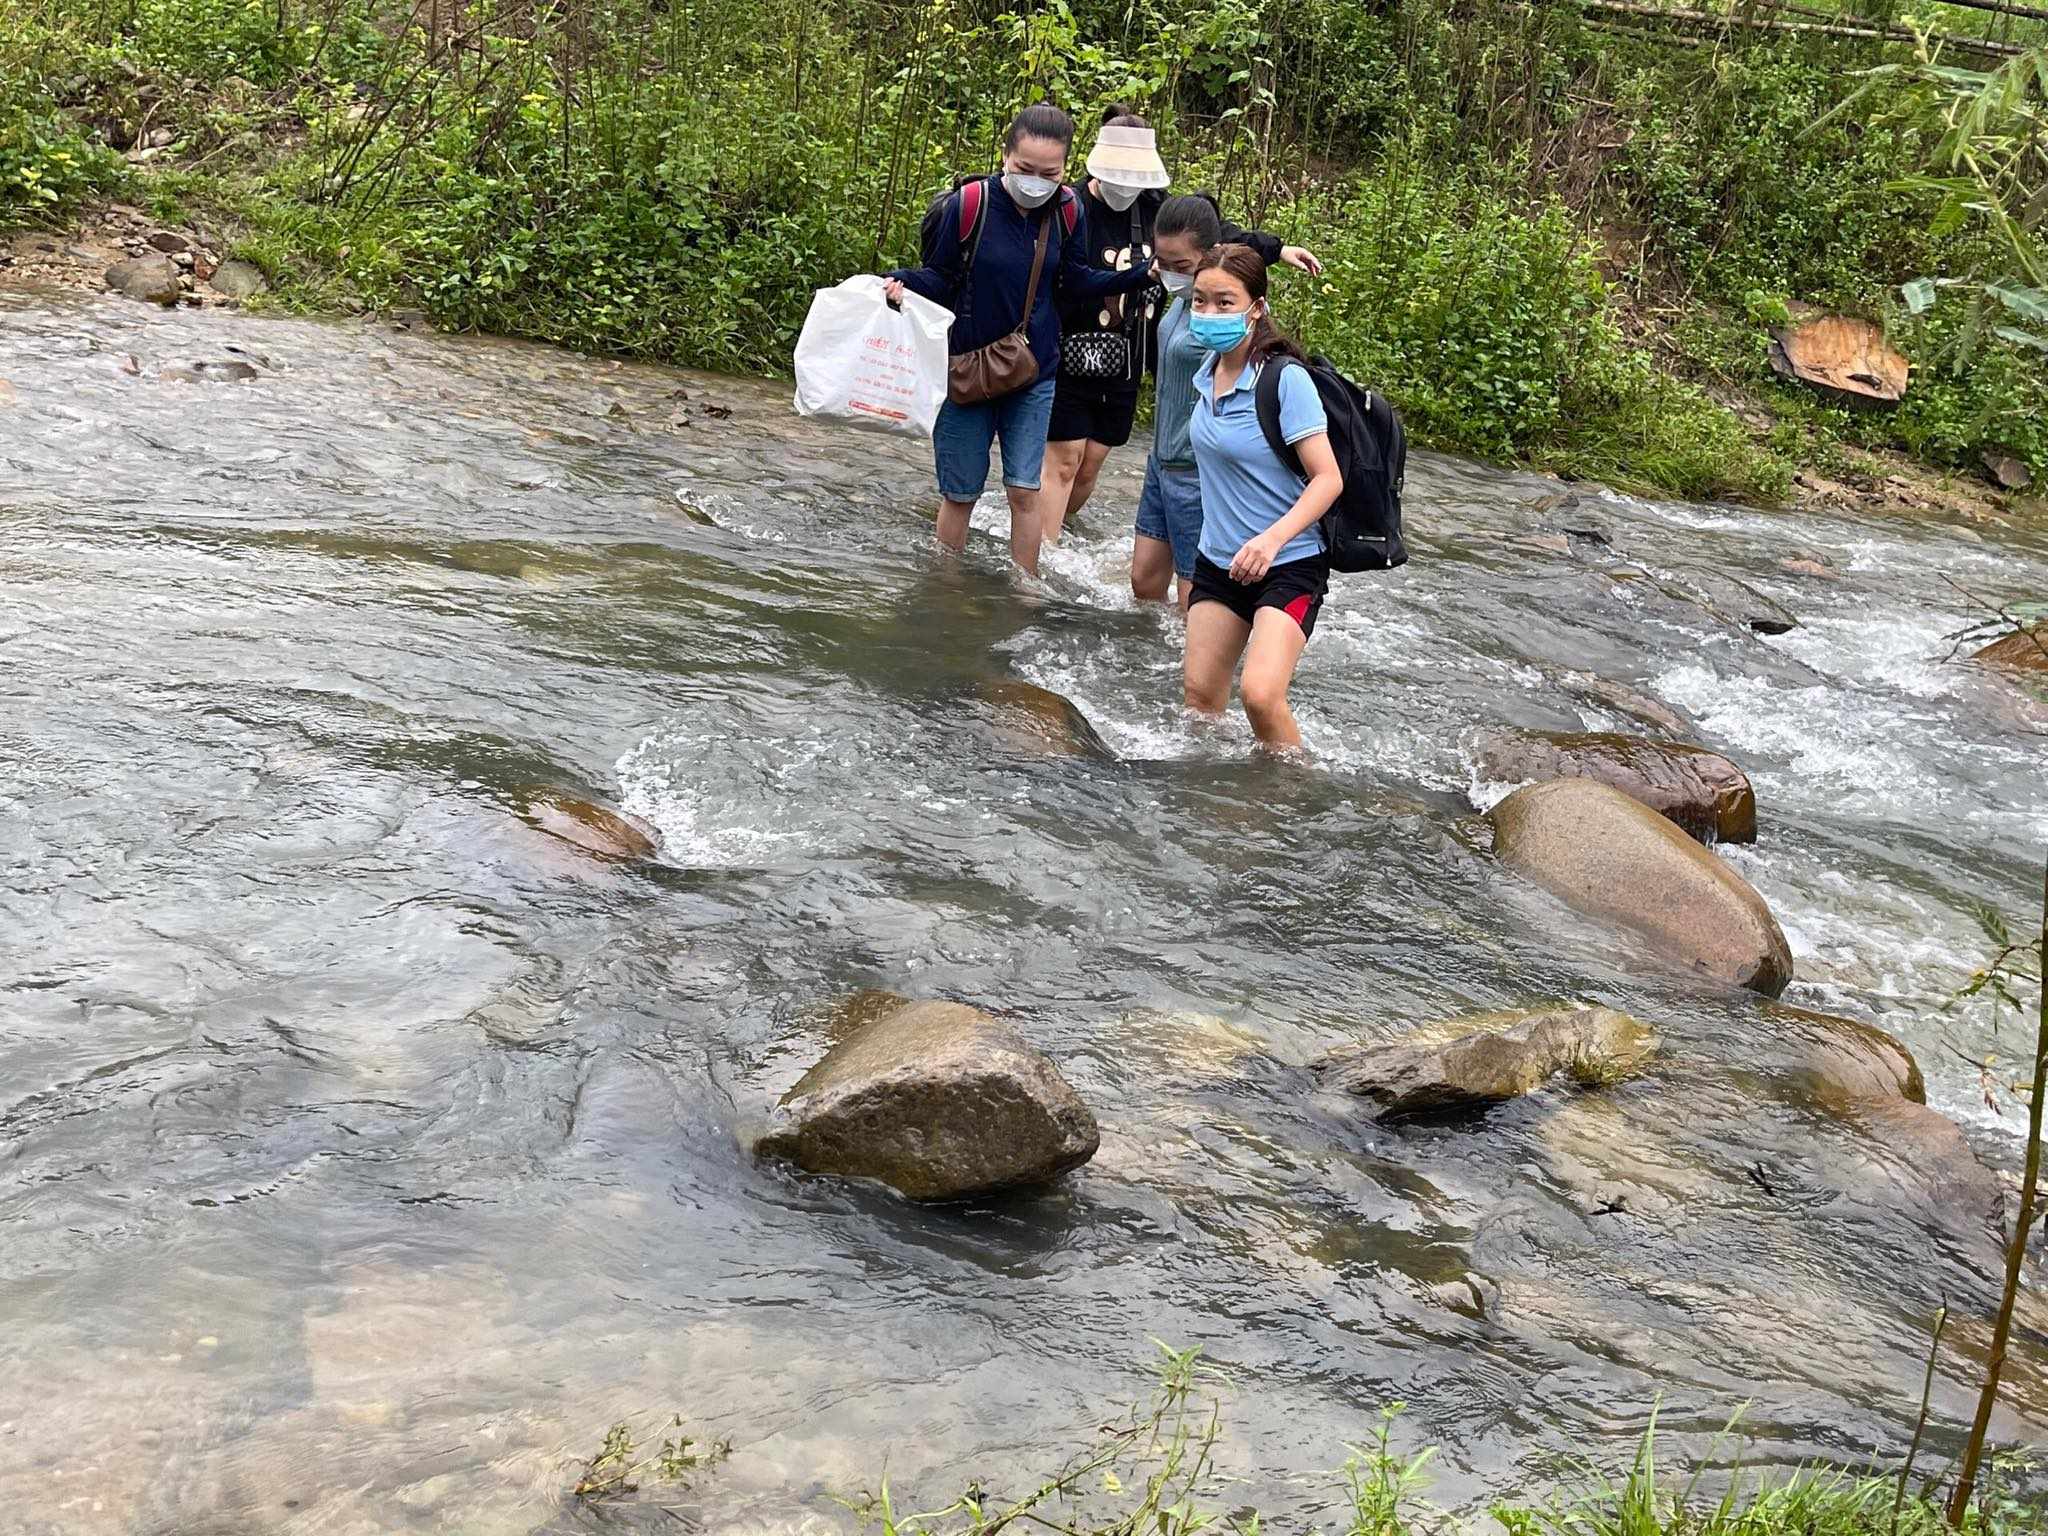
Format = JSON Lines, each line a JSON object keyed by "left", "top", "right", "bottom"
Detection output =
{"left": 792, "top": 275, "right": 953, "bottom": 438}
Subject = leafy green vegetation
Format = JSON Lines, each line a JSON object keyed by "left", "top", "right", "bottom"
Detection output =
{"left": 831, "top": 1347, "right": 2047, "bottom": 1536}
{"left": 1, "top": 0, "right": 2043, "bottom": 502}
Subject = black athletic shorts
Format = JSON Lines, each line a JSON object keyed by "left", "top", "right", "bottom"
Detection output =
{"left": 1048, "top": 376, "right": 1141, "bottom": 449}
{"left": 1189, "top": 553, "right": 1330, "bottom": 638}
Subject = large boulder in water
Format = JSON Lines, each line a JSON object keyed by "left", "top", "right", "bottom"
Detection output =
{"left": 1761, "top": 1003, "right": 1925, "bottom": 1107}
{"left": 1974, "top": 623, "right": 2047, "bottom": 673}
{"left": 1478, "top": 730, "right": 1756, "bottom": 844}
{"left": 1319, "top": 1005, "right": 1654, "bottom": 1118}
{"left": 1490, "top": 779, "right": 1793, "bottom": 996}
{"left": 519, "top": 790, "right": 659, "bottom": 861}
{"left": 758, "top": 998, "right": 1099, "bottom": 1200}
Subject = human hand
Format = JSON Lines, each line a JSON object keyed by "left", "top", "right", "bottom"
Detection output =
{"left": 1279, "top": 245, "right": 1323, "bottom": 276}
{"left": 883, "top": 278, "right": 907, "bottom": 306}
{"left": 1231, "top": 531, "right": 1282, "bottom": 583}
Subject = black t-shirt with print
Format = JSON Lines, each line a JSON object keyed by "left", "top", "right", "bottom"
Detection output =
{"left": 1057, "top": 184, "right": 1289, "bottom": 384}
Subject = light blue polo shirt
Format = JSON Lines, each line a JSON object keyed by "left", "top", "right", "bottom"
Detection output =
{"left": 1189, "top": 354, "right": 1328, "bottom": 570}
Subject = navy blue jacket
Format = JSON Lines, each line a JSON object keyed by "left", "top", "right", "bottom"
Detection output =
{"left": 891, "top": 178, "right": 1153, "bottom": 385}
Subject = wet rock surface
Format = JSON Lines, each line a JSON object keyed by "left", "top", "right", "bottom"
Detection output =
{"left": 1490, "top": 779, "right": 1794, "bottom": 994}
{"left": 519, "top": 791, "right": 660, "bottom": 861}
{"left": 759, "top": 997, "right": 1100, "bottom": 1200}
{"left": 977, "top": 678, "right": 1113, "bottom": 758}
{"left": 1974, "top": 623, "right": 2047, "bottom": 673}
{"left": 1320, "top": 1005, "right": 1654, "bottom": 1117}
{"left": 1478, "top": 729, "right": 1757, "bottom": 844}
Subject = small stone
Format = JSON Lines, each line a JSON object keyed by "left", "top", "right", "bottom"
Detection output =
{"left": 1780, "top": 558, "right": 1839, "bottom": 580}
{"left": 1749, "top": 617, "right": 1798, "bottom": 636}
{"left": 520, "top": 792, "right": 659, "bottom": 860}
{"left": 146, "top": 127, "right": 174, "bottom": 149}
{"left": 104, "top": 254, "right": 183, "bottom": 306}
{"left": 146, "top": 230, "right": 191, "bottom": 254}
{"left": 171, "top": 250, "right": 195, "bottom": 271}
{"left": 1981, "top": 452, "right": 2033, "bottom": 491}
{"left": 1973, "top": 623, "right": 2048, "bottom": 674}
{"left": 207, "top": 259, "right": 269, "bottom": 300}
{"left": 978, "top": 679, "right": 1112, "bottom": 759}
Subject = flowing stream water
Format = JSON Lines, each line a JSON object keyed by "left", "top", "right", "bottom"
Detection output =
{"left": 3, "top": 293, "right": 2046, "bottom": 1535}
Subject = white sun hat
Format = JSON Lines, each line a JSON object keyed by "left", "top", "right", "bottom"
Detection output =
{"left": 1086, "top": 124, "right": 1171, "bottom": 191}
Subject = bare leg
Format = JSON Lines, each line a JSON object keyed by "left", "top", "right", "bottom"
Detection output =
{"left": 1132, "top": 533, "right": 1175, "bottom": 604}
{"left": 1004, "top": 484, "right": 1043, "bottom": 576}
{"left": 1066, "top": 439, "right": 1115, "bottom": 522}
{"left": 936, "top": 497, "right": 975, "bottom": 555}
{"left": 1038, "top": 439, "right": 1086, "bottom": 545}
{"left": 1184, "top": 600, "right": 1252, "bottom": 719}
{"left": 1239, "top": 607, "right": 1311, "bottom": 750}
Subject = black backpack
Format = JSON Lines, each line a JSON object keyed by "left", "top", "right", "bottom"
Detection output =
{"left": 1254, "top": 355, "right": 1408, "bottom": 572}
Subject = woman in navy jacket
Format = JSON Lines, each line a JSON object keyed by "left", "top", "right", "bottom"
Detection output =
{"left": 885, "top": 104, "right": 1154, "bottom": 576}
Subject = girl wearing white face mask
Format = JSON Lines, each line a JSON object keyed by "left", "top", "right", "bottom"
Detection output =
{"left": 882, "top": 104, "right": 1156, "bottom": 577}
{"left": 1039, "top": 111, "right": 1325, "bottom": 554}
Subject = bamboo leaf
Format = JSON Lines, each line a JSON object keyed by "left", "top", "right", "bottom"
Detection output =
{"left": 1902, "top": 277, "right": 1938, "bottom": 313}
{"left": 1987, "top": 281, "right": 2048, "bottom": 324}
{"left": 1993, "top": 324, "right": 2048, "bottom": 351}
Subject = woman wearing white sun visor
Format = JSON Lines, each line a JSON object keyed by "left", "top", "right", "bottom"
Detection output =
{"left": 1040, "top": 109, "right": 1324, "bottom": 555}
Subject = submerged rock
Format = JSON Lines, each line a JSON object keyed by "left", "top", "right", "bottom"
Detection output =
{"left": 1558, "top": 671, "right": 1691, "bottom": 737}
{"left": 1761, "top": 1003, "right": 1925, "bottom": 1106}
{"left": 1974, "top": 623, "right": 2047, "bottom": 673}
{"left": 105, "top": 254, "right": 182, "bottom": 305}
{"left": 758, "top": 998, "right": 1099, "bottom": 1200}
{"left": 1477, "top": 729, "right": 1756, "bottom": 844}
{"left": 520, "top": 792, "right": 659, "bottom": 861}
{"left": 1320, "top": 1005, "right": 1654, "bottom": 1117}
{"left": 978, "top": 679, "right": 1112, "bottom": 759}
{"left": 1490, "top": 779, "right": 1793, "bottom": 995}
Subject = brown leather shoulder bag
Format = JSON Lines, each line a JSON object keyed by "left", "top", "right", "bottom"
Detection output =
{"left": 948, "top": 210, "right": 1052, "bottom": 406}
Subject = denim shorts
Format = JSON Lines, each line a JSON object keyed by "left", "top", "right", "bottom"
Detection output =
{"left": 932, "top": 376, "right": 1058, "bottom": 501}
{"left": 1133, "top": 456, "right": 1205, "bottom": 578}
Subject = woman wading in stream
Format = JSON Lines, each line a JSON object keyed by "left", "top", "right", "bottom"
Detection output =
{"left": 1039, "top": 116, "right": 1322, "bottom": 556}
{"left": 1131, "top": 194, "right": 1322, "bottom": 610}
{"left": 882, "top": 104, "right": 1155, "bottom": 577}
{"left": 1181, "top": 244, "right": 1342, "bottom": 752}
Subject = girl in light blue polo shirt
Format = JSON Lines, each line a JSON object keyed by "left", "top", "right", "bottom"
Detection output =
{"left": 1182, "top": 244, "right": 1344, "bottom": 752}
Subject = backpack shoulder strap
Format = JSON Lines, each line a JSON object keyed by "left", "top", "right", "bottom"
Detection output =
{"left": 957, "top": 177, "right": 985, "bottom": 244}
{"left": 1254, "top": 357, "right": 1307, "bottom": 481}
{"left": 1058, "top": 185, "right": 1079, "bottom": 237}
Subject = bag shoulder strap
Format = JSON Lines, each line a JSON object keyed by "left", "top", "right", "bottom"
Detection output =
{"left": 1058, "top": 186, "right": 1079, "bottom": 236}
{"left": 1254, "top": 357, "right": 1307, "bottom": 480}
{"left": 1013, "top": 211, "right": 1054, "bottom": 337}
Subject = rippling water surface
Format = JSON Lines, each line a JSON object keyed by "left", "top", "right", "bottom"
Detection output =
{"left": 3, "top": 294, "right": 2046, "bottom": 1535}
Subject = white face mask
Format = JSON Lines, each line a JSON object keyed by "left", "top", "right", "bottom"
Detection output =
{"left": 1003, "top": 173, "right": 1060, "bottom": 209}
{"left": 1160, "top": 269, "right": 1194, "bottom": 296}
{"left": 1098, "top": 181, "right": 1141, "bottom": 212}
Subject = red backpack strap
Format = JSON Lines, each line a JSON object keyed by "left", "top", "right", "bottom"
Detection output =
{"left": 1058, "top": 186, "right": 1079, "bottom": 236}
{"left": 957, "top": 178, "right": 985, "bottom": 244}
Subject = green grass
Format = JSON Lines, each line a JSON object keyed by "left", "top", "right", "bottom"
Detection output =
{"left": 830, "top": 1350, "right": 2047, "bottom": 1536}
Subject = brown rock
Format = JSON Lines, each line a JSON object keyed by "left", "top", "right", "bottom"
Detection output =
{"left": 1478, "top": 730, "right": 1756, "bottom": 844}
{"left": 1760, "top": 1003, "right": 1925, "bottom": 1106}
{"left": 978, "top": 679, "right": 1112, "bottom": 759}
{"left": 1780, "top": 558, "right": 1839, "bottom": 580}
{"left": 146, "top": 230, "right": 191, "bottom": 255}
{"left": 1767, "top": 315, "right": 1909, "bottom": 405}
{"left": 104, "top": 254, "right": 182, "bottom": 306}
{"left": 1320, "top": 1005, "right": 1654, "bottom": 1118}
{"left": 520, "top": 792, "right": 659, "bottom": 861}
{"left": 758, "top": 999, "right": 1099, "bottom": 1200}
{"left": 1974, "top": 623, "right": 2048, "bottom": 674}
{"left": 1490, "top": 779, "right": 1794, "bottom": 996}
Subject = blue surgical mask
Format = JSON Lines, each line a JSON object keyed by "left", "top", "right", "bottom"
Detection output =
{"left": 1003, "top": 173, "right": 1060, "bottom": 209}
{"left": 1189, "top": 312, "right": 1251, "bottom": 351}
